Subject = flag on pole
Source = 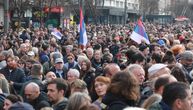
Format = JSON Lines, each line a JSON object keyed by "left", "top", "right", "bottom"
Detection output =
{"left": 51, "top": 28, "right": 63, "bottom": 40}
{"left": 79, "top": 6, "right": 88, "bottom": 47}
{"left": 130, "top": 17, "right": 150, "bottom": 44}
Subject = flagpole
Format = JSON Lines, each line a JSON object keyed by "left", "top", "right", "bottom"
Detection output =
{"left": 79, "top": 0, "right": 84, "bottom": 16}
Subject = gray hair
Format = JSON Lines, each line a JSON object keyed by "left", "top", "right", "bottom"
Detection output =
{"left": 86, "top": 47, "right": 94, "bottom": 54}
{"left": 67, "top": 69, "right": 80, "bottom": 78}
{"left": 126, "top": 64, "right": 144, "bottom": 73}
{"left": 77, "top": 55, "right": 88, "bottom": 64}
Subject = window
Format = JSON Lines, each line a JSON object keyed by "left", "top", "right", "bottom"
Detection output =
{"left": 120, "top": 1, "right": 123, "bottom": 7}
{"left": 116, "top": 1, "right": 119, "bottom": 7}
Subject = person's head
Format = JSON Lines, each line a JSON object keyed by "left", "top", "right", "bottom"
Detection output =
{"left": 104, "top": 63, "right": 120, "bottom": 78}
{"left": 24, "top": 82, "right": 40, "bottom": 102}
{"left": 126, "top": 64, "right": 145, "bottom": 85}
{"left": 45, "top": 71, "right": 57, "bottom": 80}
{"left": 31, "top": 63, "right": 43, "bottom": 79}
{"left": 67, "top": 53, "right": 75, "bottom": 64}
{"left": 130, "top": 52, "right": 146, "bottom": 67}
{"left": 20, "top": 43, "right": 27, "bottom": 53}
{"left": 65, "top": 92, "right": 91, "bottom": 110}
{"left": 103, "top": 53, "right": 113, "bottom": 64}
{"left": 107, "top": 71, "right": 140, "bottom": 101}
{"left": 179, "top": 51, "right": 193, "bottom": 70}
{"left": 50, "top": 43, "right": 58, "bottom": 53}
{"left": 8, "top": 102, "right": 34, "bottom": 110}
{"left": 6, "top": 56, "right": 17, "bottom": 69}
{"left": 67, "top": 69, "right": 80, "bottom": 84}
{"left": 94, "top": 76, "right": 111, "bottom": 97}
{"left": 154, "top": 74, "right": 177, "bottom": 95}
{"left": 150, "top": 44, "right": 161, "bottom": 54}
{"left": 151, "top": 52, "right": 162, "bottom": 64}
{"left": 86, "top": 47, "right": 94, "bottom": 59}
{"left": 27, "top": 51, "right": 35, "bottom": 59}
{"left": 139, "top": 44, "right": 149, "bottom": 56}
{"left": 3, "top": 94, "right": 22, "bottom": 110}
{"left": 171, "top": 44, "right": 185, "bottom": 56}
{"left": 65, "top": 45, "right": 73, "bottom": 54}
{"left": 0, "top": 51, "right": 7, "bottom": 61}
{"left": 148, "top": 63, "right": 171, "bottom": 80}
{"left": 171, "top": 66, "right": 189, "bottom": 84}
{"left": 25, "top": 58, "right": 37, "bottom": 70}
{"left": 162, "top": 82, "right": 192, "bottom": 110}
{"left": 162, "top": 50, "right": 176, "bottom": 65}
{"left": 54, "top": 58, "right": 64, "bottom": 70}
{"left": 50, "top": 52, "right": 63, "bottom": 65}
{"left": 70, "top": 79, "right": 88, "bottom": 95}
{"left": 79, "top": 104, "right": 99, "bottom": 110}
{"left": 77, "top": 55, "right": 88, "bottom": 66}
{"left": 47, "top": 78, "right": 68, "bottom": 104}
{"left": 103, "top": 47, "right": 110, "bottom": 54}
{"left": 93, "top": 50, "right": 102, "bottom": 61}
{"left": 80, "top": 58, "right": 92, "bottom": 71}
{"left": 141, "top": 94, "right": 162, "bottom": 109}
{"left": 42, "top": 43, "right": 50, "bottom": 53}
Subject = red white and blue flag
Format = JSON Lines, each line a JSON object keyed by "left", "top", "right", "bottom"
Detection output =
{"left": 51, "top": 28, "right": 63, "bottom": 40}
{"left": 79, "top": 7, "right": 88, "bottom": 47}
{"left": 130, "top": 17, "right": 150, "bottom": 44}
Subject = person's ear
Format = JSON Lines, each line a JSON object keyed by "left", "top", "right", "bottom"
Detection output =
{"left": 174, "top": 98, "right": 183, "bottom": 109}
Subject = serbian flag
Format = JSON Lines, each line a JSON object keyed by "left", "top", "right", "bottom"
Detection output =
{"left": 79, "top": 7, "right": 88, "bottom": 48}
{"left": 130, "top": 17, "right": 150, "bottom": 44}
{"left": 51, "top": 28, "right": 63, "bottom": 40}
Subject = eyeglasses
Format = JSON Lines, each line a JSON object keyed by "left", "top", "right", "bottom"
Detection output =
{"left": 67, "top": 58, "right": 73, "bottom": 61}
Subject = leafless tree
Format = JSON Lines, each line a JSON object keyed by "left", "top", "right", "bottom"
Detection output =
{"left": 139, "top": 0, "right": 159, "bottom": 15}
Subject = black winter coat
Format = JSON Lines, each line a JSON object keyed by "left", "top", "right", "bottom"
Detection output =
{"left": 102, "top": 92, "right": 137, "bottom": 110}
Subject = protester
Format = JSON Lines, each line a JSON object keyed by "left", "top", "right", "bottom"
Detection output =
{"left": 47, "top": 78, "right": 68, "bottom": 110}
{"left": 3, "top": 94, "right": 22, "bottom": 110}
{"left": 102, "top": 71, "right": 140, "bottom": 110}
{"left": 1, "top": 17, "right": 193, "bottom": 110}
{"left": 93, "top": 76, "right": 111, "bottom": 109}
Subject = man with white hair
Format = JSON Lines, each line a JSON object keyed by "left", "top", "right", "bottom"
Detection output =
{"left": 86, "top": 47, "right": 94, "bottom": 60}
{"left": 67, "top": 69, "right": 80, "bottom": 84}
{"left": 18, "top": 43, "right": 27, "bottom": 57}
{"left": 126, "top": 64, "right": 145, "bottom": 85}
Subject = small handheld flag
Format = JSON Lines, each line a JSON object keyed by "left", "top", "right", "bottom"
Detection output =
{"left": 51, "top": 28, "right": 63, "bottom": 40}
{"left": 130, "top": 17, "right": 150, "bottom": 44}
{"left": 79, "top": 7, "right": 88, "bottom": 47}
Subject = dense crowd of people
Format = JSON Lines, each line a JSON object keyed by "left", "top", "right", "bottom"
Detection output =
{"left": 0, "top": 21, "right": 192, "bottom": 110}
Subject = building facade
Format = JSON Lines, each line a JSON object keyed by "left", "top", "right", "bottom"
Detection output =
{"left": 69, "top": 0, "right": 140, "bottom": 24}
{"left": 0, "top": 1, "right": 4, "bottom": 23}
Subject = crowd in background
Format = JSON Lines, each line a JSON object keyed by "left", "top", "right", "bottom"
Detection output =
{"left": 0, "top": 22, "right": 192, "bottom": 110}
